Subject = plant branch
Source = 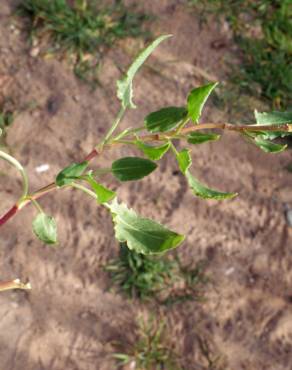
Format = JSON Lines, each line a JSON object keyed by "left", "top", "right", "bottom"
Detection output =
{"left": 0, "top": 278, "right": 31, "bottom": 292}
{"left": 0, "top": 121, "right": 291, "bottom": 227}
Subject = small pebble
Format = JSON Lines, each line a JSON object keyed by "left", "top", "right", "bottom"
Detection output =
{"left": 225, "top": 267, "right": 235, "bottom": 276}
{"left": 35, "top": 164, "right": 50, "bottom": 173}
{"left": 30, "top": 47, "right": 40, "bottom": 58}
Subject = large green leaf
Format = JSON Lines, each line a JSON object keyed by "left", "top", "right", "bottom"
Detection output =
{"left": 176, "top": 149, "right": 192, "bottom": 174}
{"left": 185, "top": 170, "right": 237, "bottom": 200}
{"left": 86, "top": 174, "right": 116, "bottom": 204}
{"left": 112, "top": 157, "right": 157, "bottom": 181}
{"left": 144, "top": 107, "right": 188, "bottom": 133}
{"left": 56, "top": 161, "right": 88, "bottom": 187}
{"left": 108, "top": 199, "right": 185, "bottom": 254}
{"left": 117, "top": 35, "right": 171, "bottom": 109}
{"left": 187, "top": 82, "right": 218, "bottom": 123}
{"left": 187, "top": 132, "right": 220, "bottom": 144}
{"left": 32, "top": 213, "right": 57, "bottom": 245}
{"left": 135, "top": 140, "right": 170, "bottom": 160}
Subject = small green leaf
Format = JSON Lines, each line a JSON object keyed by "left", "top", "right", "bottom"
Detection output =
{"left": 32, "top": 213, "right": 57, "bottom": 245}
{"left": 187, "top": 82, "right": 218, "bottom": 123}
{"left": 135, "top": 140, "right": 170, "bottom": 160}
{"left": 108, "top": 199, "right": 185, "bottom": 254}
{"left": 186, "top": 170, "right": 237, "bottom": 200}
{"left": 112, "top": 157, "right": 157, "bottom": 181}
{"left": 255, "top": 110, "right": 292, "bottom": 125}
{"left": 86, "top": 174, "right": 116, "bottom": 204}
{"left": 174, "top": 146, "right": 236, "bottom": 200}
{"left": 176, "top": 149, "right": 192, "bottom": 174}
{"left": 187, "top": 132, "right": 220, "bottom": 144}
{"left": 56, "top": 161, "right": 88, "bottom": 187}
{"left": 145, "top": 107, "right": 188, "bottom": 133}
{"left": 253, "top": 137, "right": 287, "bottom": 153}
{"left": 117, "top": 35, "right": 172, "bottom": 109}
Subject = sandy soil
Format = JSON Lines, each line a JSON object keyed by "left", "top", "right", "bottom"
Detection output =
{"left": 0, "top": 1, "right": 292, "bottom": 369}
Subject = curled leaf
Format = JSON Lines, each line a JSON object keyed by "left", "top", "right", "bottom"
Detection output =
{"left": 174, "top": 146, "right": 236, "bottom": 200}
{"left": 185, "top": 170, "right": 237, "bottom": 200}
{"left": 117, "top": 35, "right": 172, "bottom": 109}
{"left": 32, "top": 213, "right": 58, "bottom": 245}
{"left": 176, "top": 149, "right": 192, "bottom": 174}
{"left": 187, "top": 82, "right": 218, "bottom": 123}
{"left": 253, "top": 136, "right": 287, "bottom": 153}
{"left": 86, "top": 174, "right": 116, "bottom": 203}
{"left": 135, "top": 140, "right": 170, "bottom": 160}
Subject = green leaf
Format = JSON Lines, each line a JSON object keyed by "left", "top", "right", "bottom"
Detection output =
{"left": 255, "top": 110, "right": 292, "bottom": 125}
{"left": 187, "top": 132, "right": 220, "bottom": 144}
{"left": 176, "top": 149, "right": 192, "bottom": 174}
{"left": 187, "top": 82, "right": 218, "bottom": 123}
{"left": 117, "top": 35, "right": 172, "bottom": 109}
{"left": 185, "top": 170, "right": 237, "bottom": 200}
{"left": 112, "top": 157, "right": 157, "bottom": 181}
{"left": 145, "top": 107, "right": 188, "bottom": 133}
{"left": 86, "top": 174, "right": 116, "bottom": 204}
{"left": 56, "top": 161, "right": 88, "bottom": 187}
{"left": 174, "top": 146, "right": 236, "bottom": 200}
{"left": 108, "top": 199, "right": 185, "bottom": 254}
{"left": 135, "top": 140, "right": 170, "bottom": 160}
{"left": 32, "top": 213, "right": 57, "bottom": 245}
{"left": 253, "top": 136, "right": 287, "bottom": 153}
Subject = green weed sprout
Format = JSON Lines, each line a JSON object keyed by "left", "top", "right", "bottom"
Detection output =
{"left": 105, "top": 243, "right": 207, "bottom": 303}
{"left": 1, "top": 35, "right": 292, "bottom": 290}
{"left": 18, "top": 0, "right": 149, "bottom": 83}
{"left": 113, "top": 315, "right": 181, "bottom": 370}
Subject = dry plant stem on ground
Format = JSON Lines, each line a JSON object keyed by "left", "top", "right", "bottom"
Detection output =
{"left": 0, "top": 279, "right": 31, "bottom": 292}
{"left": 1, "top": 121, "right": 291, "bottom": 228}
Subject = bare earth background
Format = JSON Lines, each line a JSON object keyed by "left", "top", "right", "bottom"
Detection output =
{"left": 0, "top": 1, "right": 292, "bottom": 369}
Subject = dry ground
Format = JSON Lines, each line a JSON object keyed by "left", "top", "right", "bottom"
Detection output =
{"left": 0, "top": 1, "right": 292, "bottom": 369}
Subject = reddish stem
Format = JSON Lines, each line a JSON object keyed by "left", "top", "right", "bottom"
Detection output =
{"left": 0, "top": 205, "right": 18, "bottom": 227}
{"left": 84, "top": 149, "right": 98, "bottom": 161}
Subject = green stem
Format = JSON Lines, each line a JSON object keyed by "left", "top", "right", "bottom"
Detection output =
{"left": 102, "top": 107, "right": 126, "bottom": 145}
{"left": 31, "top": 199, "right": 44, "bottom": 214}
{"left": 175, "top": 116, "right": 190, "bottom": 134}
{"left": 71, "top": 182, "right": 97, "bottom": 200}
{"left": 0, "top": 150, "right": 29, "bottom": 200}
{"left": 112, "top": 126, "right": 145, "bottom": 141}
{"left": 170, "top": 142, "right": 179, "bottom": 156}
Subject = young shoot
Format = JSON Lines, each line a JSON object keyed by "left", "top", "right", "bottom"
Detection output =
{"left": 0, "top": 35, "right": 292, "bottom": 287}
